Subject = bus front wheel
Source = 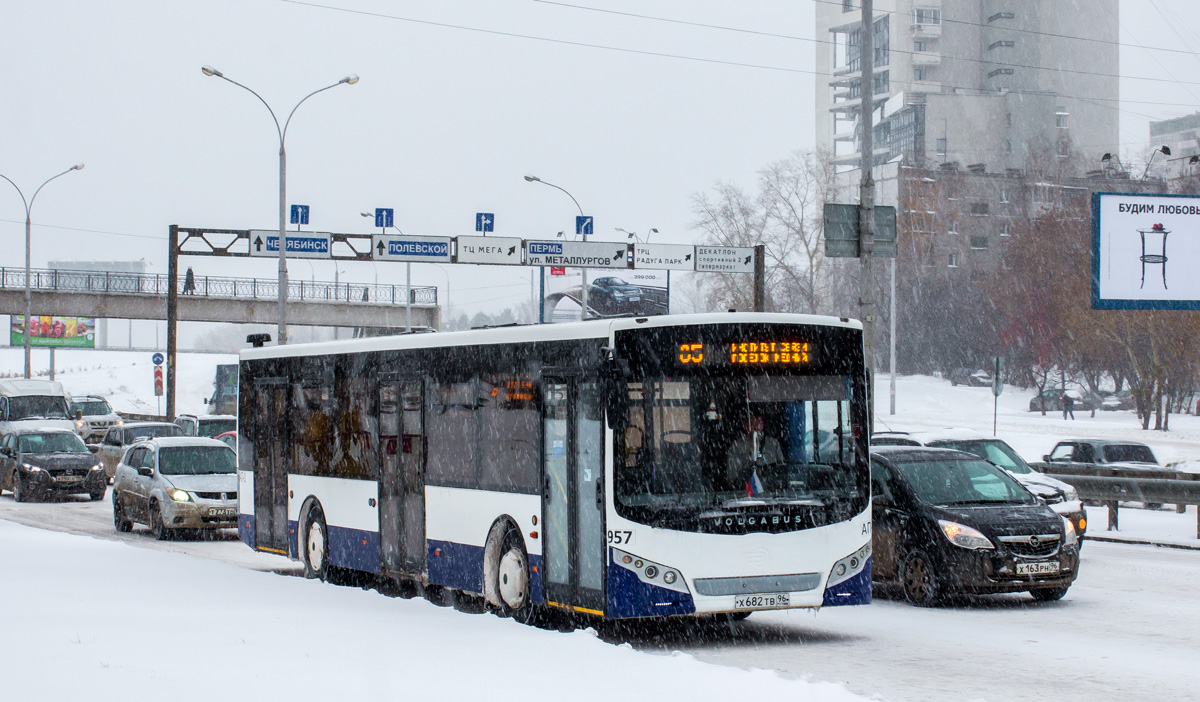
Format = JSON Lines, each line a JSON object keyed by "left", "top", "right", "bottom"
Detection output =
{"left": 303, "top": 506, "right": 329, "bottom": 581}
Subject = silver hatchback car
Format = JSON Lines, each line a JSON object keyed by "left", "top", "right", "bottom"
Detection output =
{"left": 111, "top": 436, "right": 238, "bottom": 539}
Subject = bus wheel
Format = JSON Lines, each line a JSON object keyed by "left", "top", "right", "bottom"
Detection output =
{"left": 303, "top": 506, "right": 329, "bottom": 581}
{"left": 497, "top": 530, "right": 540, "bottom": 624}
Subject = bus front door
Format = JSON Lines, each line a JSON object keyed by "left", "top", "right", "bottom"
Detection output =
{"left": 253, "top": 380, "right": 290, "bottom": 554}
{"left": 379, "top": 378, "right": 426, "bottom": 576}
{"left": 542, "top": 378, "right": 605, "bottom": 615}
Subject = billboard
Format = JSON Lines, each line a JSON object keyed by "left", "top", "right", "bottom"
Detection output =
{"left": 11, "top": 315, "right": 98, "bottom": 348}
{"left": 541, "top": 268, "right": 669, "bottom": 323}
{"left": 1093, "top": 192, "right": 1200, "bottom": 309}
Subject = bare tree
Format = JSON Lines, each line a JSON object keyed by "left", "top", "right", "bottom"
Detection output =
{"left": 691, "top": 150, "right": 838, "bottom": 314}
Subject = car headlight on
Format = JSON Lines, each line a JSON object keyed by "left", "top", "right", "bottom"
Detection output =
{"left": 116, "top": 418, "right": 123, "bottom": 426}
{"left": 1062, "top": 517, "right": 1078, "bottom": 546}
{"left": 75, "top": 420, "right": 87, "bottom": 430}
{"left": 21, "top": 463, "right": 42, "bottom": 473}
{"left": 168, "top": 488, "right": 192, "bottom": 502}
{"left": 91, "top": 464, "right": 103, "bottom": 471}
{"left": 938, "top": 520, "right": 995, "bottom": 550}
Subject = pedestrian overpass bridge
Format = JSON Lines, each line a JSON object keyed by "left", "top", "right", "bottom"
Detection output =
{"left": 0, "top": 267, "right": 440, "bottom": 329}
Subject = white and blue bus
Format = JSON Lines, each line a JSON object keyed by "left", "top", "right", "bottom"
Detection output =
{"left": 237, "top": 313, "right": 872, "bottom": 620}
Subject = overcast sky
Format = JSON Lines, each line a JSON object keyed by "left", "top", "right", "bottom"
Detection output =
{"left": 3, "top": 0, "right": 1199, "bottom": 341}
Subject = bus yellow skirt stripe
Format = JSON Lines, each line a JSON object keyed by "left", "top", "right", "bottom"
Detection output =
{"left": 257, "top": 546, "right": 288, "bottom": 555}
{"left": 547, "top": 600, "right": 604, "bottom": 616}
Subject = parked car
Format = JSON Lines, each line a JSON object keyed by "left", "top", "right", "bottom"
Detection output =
{"left": 95, "top": 421, "right": 183, "bottom": 479}
{"left": 69, "top": 394, "right": 123, "bottom": 442}
{"left": 871, "top": 446, "right": 1080, "bottom": 605}
{"left": 0, "top": 428, "right": 106, "bottom": 502}
{"left": 586, "top": 277, "right": 646, "bottom": 316}
{"left": 111, "top": 436, "right": 238, "bottom": 539}
{"left": 949, "top": 368, "right": 993, "bottom": 387}
{"left": 174, "top": 413, "right": 237, "bottom": 439}
{"left": 871, "top": 430, "right": 1086, "bottom": 539}
{"left": 1039, "top": 439, "right": 1159, "bottom": 470}
{"left": 1028, "top": 389, "right": 1096, "bottom": 413}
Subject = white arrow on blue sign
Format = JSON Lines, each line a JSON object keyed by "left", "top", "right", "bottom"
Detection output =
{"left": 372, "top": 234, "right": 452, "bottom": 263}
{"left": 152, "top": 352, "right": 164, "bottom": 365}
{"left": 475, "top": 213, "right": 494, "bottom": 233}
{"left": 375, "top": 208, "right": 394, "bottom": 229}
{"left": 289, "top": 204, "right": 310, "bottom": 225}
{"left": 248, "top": 230, "right": 333, "bottom": 259}
{"left": 575, "top": 216, "right": 593, "bottom": 237}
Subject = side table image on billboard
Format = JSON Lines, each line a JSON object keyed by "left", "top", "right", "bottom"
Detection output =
{"left": 11, "top": 315, "right": 98, "bottom": 348}
{"left": 541, "top": 268, "right": 669, "bottom": 323}
{"left": 1093, "top": 192, "right": 1200, "bottom": 309}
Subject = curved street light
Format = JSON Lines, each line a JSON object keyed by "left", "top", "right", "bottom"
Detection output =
{"left": 0, "top": 163, "right": 85, "bottom": 378}
{"left": 202, "top": 65, "right": 358, "bottom": 345}
{"left": 524, "top": 174, "right": 593, "bottom": 319}
{"left": 616, "top": 226, "right": 658, "bottom": 243}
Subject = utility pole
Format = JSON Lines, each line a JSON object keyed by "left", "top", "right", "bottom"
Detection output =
{"left": 859, "top": 0, "right": 877, "bottom": 427}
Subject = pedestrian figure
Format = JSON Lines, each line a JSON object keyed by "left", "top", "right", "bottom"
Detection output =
{"left": 182, "top": 266, "right": 196, "bottom": 295}
{"left": 1061, "top": 392, "right": 1075, "bottom": 420}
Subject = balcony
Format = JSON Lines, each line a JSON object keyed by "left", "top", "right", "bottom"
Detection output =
{"left": 911, "top": 22, "right": 942, "bottom": 39}
{"left": 910, "top": 79, "right": 942, "bottom": 94}
{"left": 911, "top": 50, "right": 941, "bottom": 67}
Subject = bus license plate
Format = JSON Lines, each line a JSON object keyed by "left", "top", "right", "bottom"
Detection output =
{"left": 734, "top": 593, "right": 789, "bottom": 610}
{"left": 1016, "top": 561, "right": 1060, "bottom": 576}
{"left": 209, "top": 508, "right": 236, "bottom": 517}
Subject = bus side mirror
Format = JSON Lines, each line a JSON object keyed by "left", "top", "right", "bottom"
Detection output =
{"left": 601, "top": 356, "right": 631, "bottom": 429}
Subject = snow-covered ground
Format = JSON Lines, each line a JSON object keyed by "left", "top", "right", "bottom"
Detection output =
{"left": 0, "top": 347, "right": 235, "bottom": 416}
{"left": 0, "top": 520, "right": 865, "bottom": 702}
{"left": 5, "top": 349, "right": 1200, "bottom": 701}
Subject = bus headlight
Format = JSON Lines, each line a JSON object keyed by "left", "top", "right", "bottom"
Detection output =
{"left": 663, "top": 571, "right": 677, "bottom": 585}
{"left": 827, "top": 542, "right": 871, "bottom": 587}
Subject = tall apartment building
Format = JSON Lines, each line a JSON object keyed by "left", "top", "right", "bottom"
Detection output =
{"left": 815, "top": 1, "right": 1119, "bottom": 171}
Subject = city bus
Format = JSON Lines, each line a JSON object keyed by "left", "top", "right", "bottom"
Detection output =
{"left": 237, "top": 313, "right": 872, "bottom": 621}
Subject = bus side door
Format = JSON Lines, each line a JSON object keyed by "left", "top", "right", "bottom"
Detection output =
{"left": 379, "top": 377, "right": 426, "bottom": 576}
{"left": 542, "top": 377, "right": 606, "bottom": 615}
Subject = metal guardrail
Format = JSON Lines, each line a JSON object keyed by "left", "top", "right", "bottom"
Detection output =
{"left": 1036, "top": 464, "right": 1200, "bottom": 538}
{"left": 0, "top": 267, "right": 437, "bottom": 306}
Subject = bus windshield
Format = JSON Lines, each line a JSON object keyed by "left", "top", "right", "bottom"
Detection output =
{"left": 615, "top": 373, "right": 867, "bottom": 532}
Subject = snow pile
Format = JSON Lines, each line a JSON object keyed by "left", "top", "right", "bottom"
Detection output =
{"left": 0, "top": 521, "right": 867, "bottom": 701}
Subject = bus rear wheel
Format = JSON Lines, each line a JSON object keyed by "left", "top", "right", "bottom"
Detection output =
{"left": 303, "top": 506, "right": 329, "bottom": 581}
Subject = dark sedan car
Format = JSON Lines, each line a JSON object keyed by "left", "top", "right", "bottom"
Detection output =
{"left": 0, "top": 428, "right": 106, "bottom": 502}
{"left": 587, "top": 277, "right": 646, "bottom": 316}
{"left": 871, "top": 446, "right": 1080, "bottom": 606}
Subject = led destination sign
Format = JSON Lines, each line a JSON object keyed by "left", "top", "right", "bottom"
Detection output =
{"left": 676, "top": 341, "right": 811, "bottom": 366}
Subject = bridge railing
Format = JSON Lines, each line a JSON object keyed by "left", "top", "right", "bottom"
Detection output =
{"left": 0, "top": 268, "right": 437, "bottom": 306}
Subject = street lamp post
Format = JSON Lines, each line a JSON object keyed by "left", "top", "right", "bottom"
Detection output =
{"left": 524, "top": 174, "right": 592, "bottom": 320}
{"left": 616, "top": 227, "right": 658, "bottom": 244}
{"left": 202, "top": 65, "right": 358, "bottom": 345}
{"left": 427, "top": 263, "right": 452, "bottom": 331}
{"left": 0, "top": 164, "right": 85, "bottom": 378}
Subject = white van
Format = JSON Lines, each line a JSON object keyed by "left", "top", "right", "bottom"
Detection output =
{"left": 0, "top": 379, "right": 77, "bottom": 435}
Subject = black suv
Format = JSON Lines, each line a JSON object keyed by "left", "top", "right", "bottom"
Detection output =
{"left": 871, "top": 446, "right": 1080, "bottom": 605}
{"left": 0, "top": 428, "right": 106, "bottom": 502}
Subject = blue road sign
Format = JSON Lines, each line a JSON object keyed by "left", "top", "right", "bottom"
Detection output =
{"left": 475, "top": 212, "right": 495, "bottom": 233}
{"left": 152, "top": 352, "right": 164, "bottom": 365}
{"left": 576, "top": 216, "right": 593, "bottom": 237}
{"left": 375, "top": 208, "right": 394, "bottom": 229}
{"left": 290, "top": 204, "right": 310, "bottom": 225}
